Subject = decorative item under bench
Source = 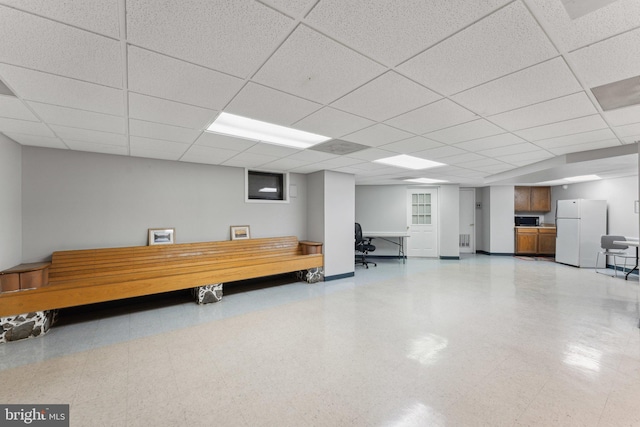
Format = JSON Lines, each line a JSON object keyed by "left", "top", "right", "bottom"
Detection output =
{"left": 0, "top": 263, "right": 57, "bottom": 343}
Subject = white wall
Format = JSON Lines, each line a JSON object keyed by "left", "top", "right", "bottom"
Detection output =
{"left": 324, "top": 171, "right": 355, "bottom": 278}
{"left": 21, "top": 147, "right": 308, "bottom": 262}
{"left": 0, "top": 134, "right": 22, "bottom": 270}
{"left": 489, "top": 186, "right": 515, "bottom": 254}
{"left": 544, "top": 175, "right": 639, "bottom": 238}
{"left": 439, "top": 184, "right": 460, "bottom": 258}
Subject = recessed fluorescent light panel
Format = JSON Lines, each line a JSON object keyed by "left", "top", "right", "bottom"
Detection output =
{"left": 565, "top": 174, "right": 601, "bottom": 182}
{"left": 206, "top": 112, "right": 331, "bottom": 149}
{"left": 374, "top": 155, "right": 445, "bottom": 170}
{"left": 404, "top": 178, "right": 448, "bottom": 184}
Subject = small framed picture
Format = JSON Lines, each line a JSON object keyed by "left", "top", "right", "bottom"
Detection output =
{"left": 230, "top": 225, "right": 251, "bottom": 240}
{"left": 148, "top": 228, "right": 175, "bottom": 245}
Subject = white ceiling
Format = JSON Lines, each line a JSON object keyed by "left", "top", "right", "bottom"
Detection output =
{"left": 0, "top": 0, "right": 639, "bottom": 185}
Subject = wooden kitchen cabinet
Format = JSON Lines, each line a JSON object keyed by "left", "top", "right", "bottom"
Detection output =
{"left": 515, "top": 227, "right": 556, "bottom": 255}
{"left": 514, "top": 186, "right": 551, "bottom": 212}
{"left": 537, "top": 228, "right": 556, "bottom": 255}
{"left": 515, "top": 227, "right": 538, "bottom": 254}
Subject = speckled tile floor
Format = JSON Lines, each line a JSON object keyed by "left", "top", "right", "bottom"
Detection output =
{"left": 1, "top": 255, "right": 639, "bottom": 426}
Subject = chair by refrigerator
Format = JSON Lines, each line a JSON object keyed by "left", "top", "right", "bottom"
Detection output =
{"left": 596, "top": 235, "right": 635, "bottom": 277}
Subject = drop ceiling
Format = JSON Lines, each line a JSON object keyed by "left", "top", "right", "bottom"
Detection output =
{"left": 0, "top": 0, "right": 639, "bottom": 185}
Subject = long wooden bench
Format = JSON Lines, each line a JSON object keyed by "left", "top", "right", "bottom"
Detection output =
{"left": 0, "top": 236, "right": 323, "bottom": 320}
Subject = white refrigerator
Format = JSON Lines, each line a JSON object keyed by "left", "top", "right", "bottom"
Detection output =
{"left": 555, "top": 199, "right": 607, "bottom": 268}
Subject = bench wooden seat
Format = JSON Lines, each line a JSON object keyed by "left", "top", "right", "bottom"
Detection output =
{"left": 0, "top": 236, "right": 323, "bottom": 317}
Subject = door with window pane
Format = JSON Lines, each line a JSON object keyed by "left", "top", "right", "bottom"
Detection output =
{"left": 407, "top": 188, "right": 438, "bottom": 257}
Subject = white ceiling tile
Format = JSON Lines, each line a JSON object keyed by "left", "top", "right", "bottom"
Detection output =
{"left": 0, "top": 97, "right": 39, "bottom": 121}
{"left": 378, "top": 136, "right": 444, "bottom": 154}
{"left": 131, "top": 149, "right": 183, "bottom": 161}
{"left": 129, "top": 119, "right": 200, "bottom": 144}
{"left": 622, "top": 136, "right": 640, "bottom": 144}
{"left": 28, "top": 102, "right": 124, "bottom": 134}
{"left": 615, "top": 122, "right": 640, "bottom": 137}
{"left": 346, "top": 147, "right": 396, "bottom": 161}
{"left": 260, "top": 157, "right": 311, "bottom": 171}
{"left": 225, "top": 83, "right": 322, "bottom": 126}
{"left": 222, "top": 152, "right": 279, "bottom": 168}
{"left": 489, "top": 92, "right": 598, "bottom": 132}
{"left": 425, "top": 119, "right": 504, "bottom": 144}
{"left": 130, "top": 136, "right": 190, "bottom": 157}
{"left": 546, "top": 139, "right": 621, "bottom": 155}
{"left": 496, "top": 150, "right": 555, "bottom": 165}
{"left": 442, "top": 152, "right": 488, "bottom": 165}
{"left": 0, "top": 6, "right": 121, "bottom": 87}
{"left": 245, "top": 143, "right": 299, "bottom": 157}
{"left": 479, "top": 142, "right": 542, "bottom": 157}
{"left": 128, "top": 93, "right": 215, "bottom": 129}
{"left": 64, "top": 140, "right": 128, "bottom": 155}
{"left": 180, "top": 145, "right": 239, "bottom": 165}
{"left": 455, "top": 157, "right": 507, "bottom": 168}
{"left": 330, "top": 71, "right": 441, "bottom": 121}
{"left": 305, "top": 0, "right": 509, "bottom": 66}
{"left": 3, "top": 132, "right": 66, "bottom": 149}
{"left": 385, "top": 99, "right": 478, "bottom": 135}
{"left": 604, "top": 104, "right": 640, "bottom": 127}
{"left": 194, "top": 132, "right": 256, "bottom": 151}
{"left": 50, "top": 125, "right": 126, "bottom": 146}
{"left": 0, "top": 117, "right": 54, "bottom": 137}
{"left": 515, "top": 115, "right": 608, "bottom": 141}
{"left": 569, "top": 27, "right": 640, "bottom": 88}
{"left": 413, "top": 145, "right": 468, "bottom": 161}
{"left": 0, "top": 64, "right": 123, "bottom": 116}
{"left": 127, "top": 0, "right": 293, "bottom": 78}
{"left": 253, "top": 25, "right": 386, "bottom": 104}
{"left": 286, "top": 150, "right": 338, "bottom": 163}
{"left": 453, "top": 57, "right": 582, "bottom": 116}
{"left": 292, "top": 107, "right": 374, "bottom": 138}
{"left": 525, "top": 0, "right": 640, "bottom": 52}
{"left": 398, "top": 2, "right": 557, "bottom": 95}
{"left": 128, "top": 47, "right": 245, "bottom": 110}
{"left": 314, "top": 156, "right": 364, "bottom": 168}
{"left": 342, "top": 124, "right": 413, "bottom": 147}
{"left": 260, "top": 0, "right": 316, "bottom": 18}
{"left": 454, "top": 133, "right": 525, "bottom": 152}
{"left": 0, "top": 0, "right": 120, "bottom": 38}
{"left": 534, "top": 128, "right": 616, "bottom": 149}
{"left": 473, "top": 163, "right": 516, "bottom": 173}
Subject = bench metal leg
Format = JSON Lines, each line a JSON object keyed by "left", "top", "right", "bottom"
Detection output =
{"left": 193, "top": 283, "right": 223, "bottom": 304}
{"left": 0, "top": 310, "right": 57, "bottom": 343}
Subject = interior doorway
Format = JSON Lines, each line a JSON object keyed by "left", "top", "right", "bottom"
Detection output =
{"left": 459, "top": 188, "right": 475, "bottom": 254}
{"left": 406, "top": 188, "right": 438, "bottom": 257}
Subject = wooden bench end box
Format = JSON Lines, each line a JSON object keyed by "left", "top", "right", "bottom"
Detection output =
{"left": 0, "top": 236, "right": 323, "bottom": 343}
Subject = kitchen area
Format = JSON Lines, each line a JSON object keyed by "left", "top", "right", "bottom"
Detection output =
{"left": 514, "top": 186, "right": 557, "bottom": 257}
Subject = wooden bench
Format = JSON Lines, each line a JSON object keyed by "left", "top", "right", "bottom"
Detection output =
{"left": 0, "top": 236, "right": 323, "bottom": 320}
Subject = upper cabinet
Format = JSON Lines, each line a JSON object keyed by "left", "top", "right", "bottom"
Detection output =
{"left": 515, "top": 186, "right": 551, "bottom": 212}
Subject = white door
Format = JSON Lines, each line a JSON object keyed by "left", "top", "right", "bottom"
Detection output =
{"left": 407, "top": 188, "right": 438, "bottom": 257}
{"left": 459, "top": 189, "right": 475, "bottom": 254}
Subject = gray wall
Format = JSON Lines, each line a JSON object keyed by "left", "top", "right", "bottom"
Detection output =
{"left": 489, "top": 186, "right": 515, "bottom": 253}
{"left": 324, "top": 171, "right": 355, "bottom": 277}
{"left": 355, "top": 184, "right": 460, "bottom": 257}
{"left": 0, "top": 134, "right": 22, "bottom": 270}
{"left": 21, "top": 147, "right": 308, "bottom": 262}
{"left": 544, "top": 175, "right": 638, "bottom": 238}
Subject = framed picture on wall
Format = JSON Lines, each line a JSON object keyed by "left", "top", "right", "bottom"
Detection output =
{"left": 230, "top": 225, "right": 251, "bottom": 240}
{"left": 148, "top": 228, "right": 175, "bottom": 245}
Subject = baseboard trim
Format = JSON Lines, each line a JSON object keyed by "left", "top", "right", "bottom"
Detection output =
{"left": 439, "top": 256, "right": 460, "bottom": 260}
{"left": 324, "top": 272, "right": 355, "bottom": 281}
{"left": 476, "top": 250, "right": 514, "bottom": 256}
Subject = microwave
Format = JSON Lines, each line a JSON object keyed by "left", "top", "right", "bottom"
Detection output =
{"left": 515, "top": 216, "right": 539, "bottom": 226}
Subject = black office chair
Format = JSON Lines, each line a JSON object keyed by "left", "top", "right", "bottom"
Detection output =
{"left": 355, "top": 223, "right": 376, "bottom": 268}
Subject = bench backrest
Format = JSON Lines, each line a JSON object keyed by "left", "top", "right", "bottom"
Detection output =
{"left": 49, "top": 236, "right": 303, "bottom": 282}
